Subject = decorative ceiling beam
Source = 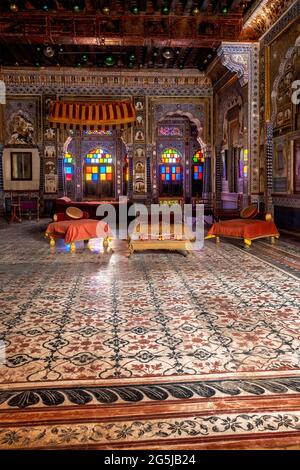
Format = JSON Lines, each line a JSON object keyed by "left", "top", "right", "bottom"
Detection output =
{"left": 0, "top": 12, "right": 243, "bottom": 47}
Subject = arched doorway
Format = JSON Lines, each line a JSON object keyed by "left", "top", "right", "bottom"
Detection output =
{"left": 155, "top": 116, "right": 206, "bottom": 202}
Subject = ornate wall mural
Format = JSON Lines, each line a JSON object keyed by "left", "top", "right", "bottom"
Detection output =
{"left": 5, "top": 99, "right": 39, "bottom": 145}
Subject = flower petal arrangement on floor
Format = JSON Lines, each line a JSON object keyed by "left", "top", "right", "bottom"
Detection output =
{"left": 0, "top": 222, "right": 300, "bottom": 449}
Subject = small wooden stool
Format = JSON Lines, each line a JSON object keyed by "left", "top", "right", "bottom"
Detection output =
{"left": 9, "top": 202, "right": 22, "bottom": 223}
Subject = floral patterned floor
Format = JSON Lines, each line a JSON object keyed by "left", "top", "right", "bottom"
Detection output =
{"left": 0, "top": 220, "right": 300, "bottom": 449}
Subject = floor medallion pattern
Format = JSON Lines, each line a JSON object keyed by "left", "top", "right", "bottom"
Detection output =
{"left": 0, "top": 221, "right": 300, "bottom": 449}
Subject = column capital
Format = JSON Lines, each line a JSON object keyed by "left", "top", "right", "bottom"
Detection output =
{"left": 217, "top": 42, "right": 259, "bottom": 87}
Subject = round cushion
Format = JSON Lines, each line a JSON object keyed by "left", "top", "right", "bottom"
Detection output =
{"left": 240, "top": 205, "right": 258, "bottom": 219}
{"left": 66, "top": 207, "right": 84, "bottom": 220}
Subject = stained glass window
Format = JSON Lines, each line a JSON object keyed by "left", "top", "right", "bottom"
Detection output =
{"left": 85, "top": 148, "right": 113, "bottom": 165}
{"left": 193, "top": 165, "right": 203, "bottom": 181}
{"left": 64, "top": 152, "right": 73, "bottom": 181}
{"left": 193, "top": 150, "right": 204, "bottom": 181}
{"left": 85, "top": 165, "right": 113, "bottom": 182}
{"left": 84, "top": 148, "right": 113, "bottom": 183}
{"left": 193, "top": 150, "right": 204, "bottom": 164}
{"left": 161, "top": 165, "right": 181, "bottom": 181}
{"left": 161, "top": 148, "right": 181, "bottom": 164}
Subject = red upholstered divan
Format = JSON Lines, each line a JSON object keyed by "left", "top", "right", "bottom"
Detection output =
{"left": 45, "top": 219, "right": 111, "bottom": 252}
{"left": 206, "top": 217, "right": 280, "bottom": 247}
{"left": 51, "top": 197, "right": 132, "bottom": 221}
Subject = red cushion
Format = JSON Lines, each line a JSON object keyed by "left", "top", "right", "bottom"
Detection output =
{"left": 240, "top": 205, "right": 258, "bottom": 219}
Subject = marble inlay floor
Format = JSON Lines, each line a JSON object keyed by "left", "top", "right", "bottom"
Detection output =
{"left": 0, "top": 220, "right": 300, "bottom": 449}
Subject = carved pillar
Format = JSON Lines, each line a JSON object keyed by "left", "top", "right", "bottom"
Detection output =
{"left": 116, "top": 131, "right": 123, "bottom": 198}
{"left": 74, "top": 131, "right": 82, "bottom": 201}
{"left": 215, "top": 144, "right": 223, "bottom": 207}
{"left": 217, "top": 42, "right": 260, "bottom": 200}
{"left": 203, "top": 144, "right": 212, "bottom": 197}
{"left": 146, "top": 144, "right": 153, "bottom": 201}
{"left": 127, "top": 144, "right": 134, "bottom": 200}
{"left": 266, "top": 122, "right": 274, "bottom": 214}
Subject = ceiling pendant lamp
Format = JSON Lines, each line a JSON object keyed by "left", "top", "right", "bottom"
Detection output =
{"left": 161, "top": 2, "right": 169, "bottom": 15}
{"left": 9, "top": 2, "right": 19, "bottom": 12}
{"left": 162, "top": 48, "right": 174, "bottom": 60}
{"left": 102, "top": 6, "right": 110, "bottom": 15}
{"left": 44, "top": 46, "right": 55, "bottom": 58}
{"left": 192, "top": 7, "right": 200, "bottom": 16}
{"left": 105, "top": 54, "right": 115, "bottom": 67}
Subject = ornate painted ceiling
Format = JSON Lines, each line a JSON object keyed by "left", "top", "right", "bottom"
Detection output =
{"left": 0, "top": 0, "right": 292, "bottom": 70}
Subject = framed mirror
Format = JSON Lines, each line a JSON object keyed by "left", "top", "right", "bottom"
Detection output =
{"left": 10, "top": 152, "right": 32, "bottom": 181}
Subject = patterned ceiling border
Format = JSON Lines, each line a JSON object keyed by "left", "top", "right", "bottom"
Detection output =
{"left": 243, "top": 0, "right": 296, "bottom": 38}
{"left": 0, "top": 68, "right": 213, "bottom": 97}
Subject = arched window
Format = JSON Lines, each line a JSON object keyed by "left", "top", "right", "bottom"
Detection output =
{"left": 84, "top": 148, "right": 114, "bottom": 198}
{"left": 160, "top": 148, "right": 182, "bottom": 196}
{"left": 192, "top": 149, "right": 204, "bottom": 197}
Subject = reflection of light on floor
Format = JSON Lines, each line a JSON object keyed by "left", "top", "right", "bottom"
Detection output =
{"left": 48, "top": 237, "right": 129, "bottom": 258}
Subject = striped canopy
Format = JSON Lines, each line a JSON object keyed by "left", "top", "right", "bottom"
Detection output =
{"left": 48, "top": 100, "right": 136, "bottom": 130}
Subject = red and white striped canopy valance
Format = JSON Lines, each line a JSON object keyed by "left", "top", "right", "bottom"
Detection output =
{"left": 48, "top": 100, "right": 136, "bottom": 130}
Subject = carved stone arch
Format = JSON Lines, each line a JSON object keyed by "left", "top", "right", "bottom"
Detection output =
{"left": 271, "top": 35, "right": 300, "bottom": 124}
{"left": 158, "top": 110, "right": 207, "bottom": 149}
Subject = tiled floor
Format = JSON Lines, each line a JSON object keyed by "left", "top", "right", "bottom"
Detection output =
{"left": 0, "top": 220, "right": 300, "bottom": 449}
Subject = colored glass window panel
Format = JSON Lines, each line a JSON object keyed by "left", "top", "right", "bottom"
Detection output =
{"left": 66, "top": 174, "right": 72, "bottom": 181}
{"left": 106, "top": 173, "right": 112, "bottom": 181}
{"left": 106, "top": 166, "right": 112, "bottom": 173}
{"left": 86, "top": 167, "right": 92, "bottom": 173}
{"left": 161, "top": 164, "right": 182, "bottom": 182}
{"left": 85, "top": 148, "right": 112, "bottom": 164}
{"left": 193, "top": 150, "right": 204, "bottom": 163}
{"left": 92, "top": 166, "right": 98, "bottom": 173}
{"left": 161, "top": 148, "right": 181, "bottom": 164}
{"left": 65, "top": 167, "right": 72, "bottom": 174}
{"left": 86, "top": 174, "right": 92, "bottom": 181}
{"left": 100, "top": 166, "right": 106, "bottom": 174}
{"left": 100, "top": 174, "right": 106, "bottom": 181}
{"left": 92, "top": 173, "right": 98, "bottom": 181}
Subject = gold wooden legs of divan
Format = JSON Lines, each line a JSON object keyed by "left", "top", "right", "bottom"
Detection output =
{"left": 204, "top": 235, "right": 220, "bottom": 244}
{"left": 49, "top": 237, "right": 56, "bottom": 248}
{"left": 244, "top": 239, "right": 252, "bottom": 248}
